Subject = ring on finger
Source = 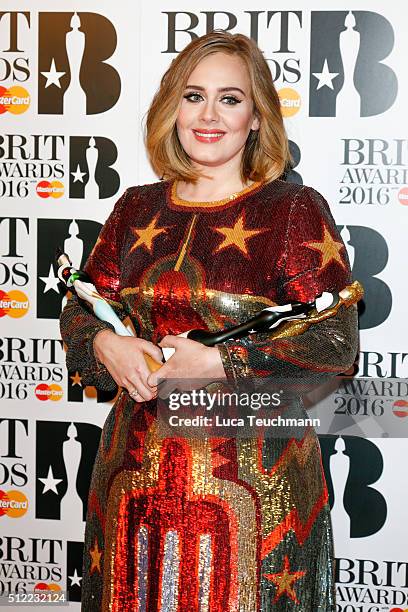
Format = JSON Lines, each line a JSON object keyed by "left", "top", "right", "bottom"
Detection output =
{"left": 129, "top": 388, "right": 140, "bottom": 400}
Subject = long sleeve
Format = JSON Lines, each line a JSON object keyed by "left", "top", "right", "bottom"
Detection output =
{"left": 59, "top": 189, "right": 131, "bottom": 391}
{"left": 217, "top": 185, "right": 359, "bottom": 385}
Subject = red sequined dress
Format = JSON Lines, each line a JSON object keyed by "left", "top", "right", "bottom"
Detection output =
{"left": 60, "top": 178, "right": 358, "bottom": 611}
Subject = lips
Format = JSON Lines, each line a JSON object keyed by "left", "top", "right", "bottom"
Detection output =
{"left": 192, "top": 129, "right": 226, "bottom": 143}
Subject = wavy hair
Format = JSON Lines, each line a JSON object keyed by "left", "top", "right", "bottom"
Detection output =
{"left": 144, "top": 31, "right": 292, "bottom": 183}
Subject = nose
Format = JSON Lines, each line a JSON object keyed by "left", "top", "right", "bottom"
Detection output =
{"left": 199, "top": 98, "right": 219, "bottom": 123}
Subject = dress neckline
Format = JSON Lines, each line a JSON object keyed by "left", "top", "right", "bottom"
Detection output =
{"left": 166, "top": 178, "right": 266, "bottom": 212}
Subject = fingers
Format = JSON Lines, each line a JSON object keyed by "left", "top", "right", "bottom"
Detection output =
{"left": 147, "top": 362, "right": 170, "bottom": 387}
{"left": 159, "top": 334, "right": 178, "bottom": 348}
{"left": 100, "top": 336, "right": 164, "bottom": 402}
{"left": 138, "top": 339, "right": 164, "bottom": 363}
{"left": 126, "top": 377, "right": 157, "bottom": 402}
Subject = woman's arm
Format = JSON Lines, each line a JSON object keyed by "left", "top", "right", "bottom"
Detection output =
{"left": 216, "top": 185, "right": 359, "bottom": 385}
{"left": 59, "top": 189, "right": 130, "bottom": 391}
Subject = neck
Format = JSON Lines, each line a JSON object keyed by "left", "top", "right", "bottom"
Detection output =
{"left": 176, "top": 155, "right": 253, "bottom": 201}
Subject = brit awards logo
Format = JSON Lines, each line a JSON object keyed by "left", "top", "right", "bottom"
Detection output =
{"left": 339, "top": 138, "right": 408, "bottom": 207}
{"left": 36, "top": 218, "right": 102, "bottom": 319}
{"left": 69, "top": 136, "right": 120, "bottom": 199}
{"left": 320, "top": 436, "right": 386, "bottom": 538}
{"left": 309, "top": 11, "right": 397, "bottom": 117}
{"left": 38, "top": 12, "right": 121, "bottom": 115}
{"left": 0, "top": 11, "right": 120, "bottom": 116}
{"left": 338, "top": 225, "right": 392, "bottom": 330}
{"left": 36, "top": 421, "right": 101, "bottom": 522}
{"left": 0, "top": 134, "right": 120, "bottom": 199}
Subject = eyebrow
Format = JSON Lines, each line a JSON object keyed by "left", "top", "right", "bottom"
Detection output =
{"left": 185, "top": 85, "right": 246, "bottom": 96}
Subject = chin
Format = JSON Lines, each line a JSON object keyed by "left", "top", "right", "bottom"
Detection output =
{"left": 190, "top": 156, "right": 229, "bottom": 168}
{"left": 187, "top": 149, "right": 230, "bottom": 165}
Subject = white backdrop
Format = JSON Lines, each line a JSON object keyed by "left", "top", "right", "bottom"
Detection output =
{"left": 0, "top": 1, "right": 407, "bottom": 610}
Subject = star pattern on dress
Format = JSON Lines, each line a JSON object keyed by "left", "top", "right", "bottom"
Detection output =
{"left": 302, "top": 224, "right": 346, "bottom": 272}
{"left": 89, "top": 538, "right": 102, "bottom": 574}
{"left": 212, "top": 212, "right": 269, "bottom": 258}
{"left": 70, "top": 371, "right": 82, "bottom": 386}
{"left": 130, "top": 214, "right": 170, "bottom": 254}
{"left": 263, "top": 555, "right": 306, "bottom": 604}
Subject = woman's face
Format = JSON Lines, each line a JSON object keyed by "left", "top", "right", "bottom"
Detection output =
{"left": 176, "top": 52, "right": 260, "bottom": 170}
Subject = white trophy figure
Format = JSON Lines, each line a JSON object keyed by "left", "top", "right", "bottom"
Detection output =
{"left": 60, "top": 423, "right": 85, "bottom": 524}
{"left": 64, "top": 12, "right": 87, "bottom": 115}
{"left": 336, "top": 11, "right": 361, "bottom": 117}
{"left": 61, "top": 220, "right": 84, "bottom": 313}
{"left": 84, "top": 137, "right": 100, "bottom": 200}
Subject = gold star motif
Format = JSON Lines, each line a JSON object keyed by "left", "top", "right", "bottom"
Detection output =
{"left": 89, "top": 538, "right": 102, "bottom": 574}
{"left": 264, "top": 555, "right": 306, "bottom": 604}
{"left": 70, "top": 371, "right": 82, "bottom": 387}
{"left": 130, "top": 214, "right": 169, "bottom": 254}
{"left": 212, "top": 212, "right": 269, "bottom": 258}
{"left": 302, "top": 224, "right": 346, "bottom": 272}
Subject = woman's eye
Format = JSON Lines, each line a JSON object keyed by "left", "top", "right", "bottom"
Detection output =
{"left": 183, "top": 93, "right": 241, "bottom": 105}
{"left": 221, "top": 95, "right": 241, "bottom": 105}
{"left": 183, "top": 93, "right": 203, "bottom": 102}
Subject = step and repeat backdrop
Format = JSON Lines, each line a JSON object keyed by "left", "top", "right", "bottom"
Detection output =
{"left": 0, "top": 1, "right": 407, "bottom": 610}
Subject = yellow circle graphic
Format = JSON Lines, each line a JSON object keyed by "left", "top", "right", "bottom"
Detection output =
{"left": 278, "top": 88, "right": 301, "bottom": 118}
{"left": 6, "top": 290, "right": 30, "bottom": 318}
{"left": 6, "top": 86, "right": 31, "bottom": 115}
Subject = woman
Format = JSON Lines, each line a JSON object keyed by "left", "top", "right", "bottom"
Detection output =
{"left": 60, "top": 31, "right": 358, "bottom": 611}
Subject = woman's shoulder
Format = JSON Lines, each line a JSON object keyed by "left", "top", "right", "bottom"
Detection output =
{"left": 124, "top": 178, "right": 168, "bottom": 201}
{"left": 259, "top": 179, "right": 331, "bottom": 217}
{"left": 265, "top": 179, "right": 328, "bottom": 204}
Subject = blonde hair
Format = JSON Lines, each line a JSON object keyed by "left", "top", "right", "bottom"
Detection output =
{"left": 144, "top": 31, "right": 292, "bottom": 184}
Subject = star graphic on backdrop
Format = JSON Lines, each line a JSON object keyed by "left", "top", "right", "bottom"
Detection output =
{"left": 302, "top": 224, "right": 346, "bottom": 272}
{"left": 41, "top": 58, "right": 66, "bottom": 88}
{"left": 39, "top": 264, "right": 60, "bottom": 293}
{"left": 71, "top": 164, "right": 87, "bottom": 183}
{"left": 212, "top": 212, "right": 269, "bottom": 258}
{"left": 38, "top": 465, "right": 63, "bottom": 495}
{"left": 89, "top": 539, "right": 102, "bottom": 574}
{"left": 68, "top": 568, "right": 82, "bottom": 587}
{"left": 129, "top": 214, "right": 170, "bottom": 254}
{"left": 70, "top": 371, "right": 82, "bottom": 387}
{"left": 312, "top": 58, "right": 339, "bottom": 90}
{"left": 264, "top": 555, "right": 306, "bottom": 604}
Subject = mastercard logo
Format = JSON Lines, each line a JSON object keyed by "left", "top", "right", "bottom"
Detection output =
{"left": 0, "top": 290, "right": 29, "bottom": 318}
{"left": 0, "top": 85, "right": 30, "bottom": 114}
{"left": 36, "top": 180, "right": 64, "bottom": 198}
{"left": 34, "top": 583, "right": 62, "bottom": 591}
{"left": 398, "top": 187, "right": 408, "bottom": 205}
{"left": 35, "top": 383, "right": 63, "bottom": 401}
{"left": 0, "top": 489, "right": 28, "bottom": 518}
{"left": 393, "top": 399, "right": 408, "bottom": 418}
{"left": 278, "top": 88, "right": 301, "bottom": 118}
{"left": 390, "top": 608, "right": 408, "bottom": 612}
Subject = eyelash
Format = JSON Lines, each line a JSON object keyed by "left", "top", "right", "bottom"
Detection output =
{"left": 183, "top": 93, "right": 242, "bottom": 105}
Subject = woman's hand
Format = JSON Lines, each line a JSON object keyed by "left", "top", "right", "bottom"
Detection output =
{"left": 146, "top": 335, "right": 227, "bottom": 396}
{"left": 94, "top": 329, "right": 164, "bottom": 401}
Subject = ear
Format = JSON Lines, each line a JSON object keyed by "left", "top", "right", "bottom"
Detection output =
{"left": 251, "top": 113, "right": 260, "bottom": 131}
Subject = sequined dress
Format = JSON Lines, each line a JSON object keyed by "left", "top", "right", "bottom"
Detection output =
{"left": 59, "top": 178, "right": 358, "bottom": 611}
